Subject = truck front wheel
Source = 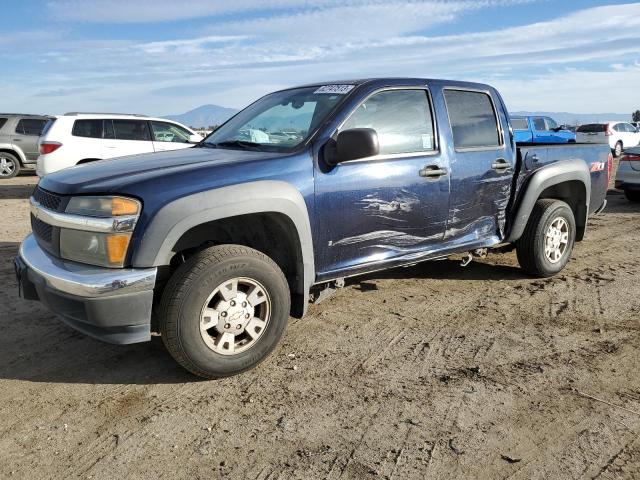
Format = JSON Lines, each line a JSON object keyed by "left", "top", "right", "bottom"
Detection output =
{"left": 516, "top": 199, "right": 576, "bottom": 277}
{"left": 158, "top": 244, "right": 290, "bottom": 379}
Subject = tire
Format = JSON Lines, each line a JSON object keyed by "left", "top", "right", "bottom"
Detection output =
{"left": 159, "top": 244, "right": 290, "bottom": 379}
{"left": 516, "top": 199, "right": 576, "bottom": 277}
{"left": 0, "top": 152, "right": 20, "bottom": 179}
{"left": 614, "top": 141, "right": 623, "bottom": 157}
{"left": 624, "top": 189, "right": 640, "bottom": 202}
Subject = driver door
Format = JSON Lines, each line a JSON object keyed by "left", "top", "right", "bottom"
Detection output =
{"left": 313, "top": 88, "right": 450, "bottom": 279}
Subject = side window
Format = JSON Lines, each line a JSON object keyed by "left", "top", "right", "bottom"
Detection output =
{"left": 624, "top": 123, "right": 635, "bottom": 132}
{"left": 0, "top": 118, "right": 7, "bottom": 131}
{"left": 444, "top": 90, "right": 501, "bottom": 149}
{"left": 545, "top": 118, "right": 558, "bottom": 130}
{"left": 613, "top": 124, "right": 623, "bottom": 132}
{"left": 15, "top": 118, "right": 47, "bottom": 136}
{"left": 341, "top": 89, "right": 435, "bottom": 155}
{"left": 103, "top": 120, "right": 115, "bottom": 139}
{"left": 151, "top": 121, "right": 191, "bottom": 143}
{"left": 511, "top": 118, "right": 528, "bottom": 130}
{"left": 532, "top": 118, "right": 546, "bottom": 131}
{"left": 72, "top": 120, "right": 103, "bottom": 138}
{"left": 112, "top": 120, "right": 151, "bottom": 141}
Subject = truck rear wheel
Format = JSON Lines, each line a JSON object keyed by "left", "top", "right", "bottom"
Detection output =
{"left": 158, "top": 244, "right": 290, "bottom": 379}
{"left": 516, "top": 199, "right": 576, "bottom": 277}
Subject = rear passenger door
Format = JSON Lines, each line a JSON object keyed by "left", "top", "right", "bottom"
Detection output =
{"left": 150, "top": 121, "right": 194, "bottom": 152}
{"left": 12, "top": 118, "right": 48, "bottom": 161}
{"left": 442, "top": 88, "right": 514, "bottom": 244}
{"left": 70, "top": 119, "right": 105, "bottom": 160}
{"left": 103, "top": 119, "right": 154, "bottom": 158}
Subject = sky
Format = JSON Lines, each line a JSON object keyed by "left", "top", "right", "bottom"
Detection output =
{"left": 1, "top": 0, "right": 639, "bottom": 116}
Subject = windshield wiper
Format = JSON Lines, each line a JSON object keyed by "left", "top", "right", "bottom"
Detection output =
{"left": 205, "top": 140, "right": 263, "bottom": 151}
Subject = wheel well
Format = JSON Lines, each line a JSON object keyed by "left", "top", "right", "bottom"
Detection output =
{"left": 77, "top": 158, "right": 101, "bottom": 164}
{"left": 539, "top": 180, "right": 587, "bottom": 241}
{"left": 0, "top": 149, "right": 22, "bottom": 165}
{"left": 169, "top": 212, "right": 306, "bottom": 318}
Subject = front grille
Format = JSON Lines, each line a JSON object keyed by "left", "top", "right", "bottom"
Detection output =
{"left": 31, "top": 215, "right": 53, "bottom": 243}
{"left": 33, "top": 186, "right": 62, "bottom": 211}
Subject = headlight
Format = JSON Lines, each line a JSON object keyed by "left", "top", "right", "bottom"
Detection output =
{"left": 59, "top": 196, "right": 141, "bottom": 268}
{"left": 66, "top": 196, "right": 140, "bottom": 217}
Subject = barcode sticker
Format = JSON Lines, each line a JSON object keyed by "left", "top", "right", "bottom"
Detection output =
{"left": 314, "top": 85, "right": 355, "bottom": 94}
{"left": 422, "top": 134, "right": 433, "bottom": 150}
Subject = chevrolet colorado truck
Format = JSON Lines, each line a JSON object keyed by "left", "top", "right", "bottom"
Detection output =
{"left": 15, "top": 78, "right": 610, "bottom": 379}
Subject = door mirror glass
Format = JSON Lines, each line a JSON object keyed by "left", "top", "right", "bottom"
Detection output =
{"left": 335, "top": 128, "right": 379, "bottom": 162}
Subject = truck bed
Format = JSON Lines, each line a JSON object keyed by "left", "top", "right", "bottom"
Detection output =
{"left": 515, "top": 143, "right": 610, "bottom": 214}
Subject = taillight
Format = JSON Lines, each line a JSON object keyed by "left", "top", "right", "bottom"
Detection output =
{"left": 624, "top": 154, "right": 640, "bottom": 161}
{"left": 39, "top": 142, "right": 62, "bottom": 155}
{"left": 607, "top": 152, "right": 613, "bottom": 186}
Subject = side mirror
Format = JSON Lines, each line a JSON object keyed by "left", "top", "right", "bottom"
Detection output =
{"left": 335, "top": 128, "right": 379, "bottom": 162}
{"left": 188, "top": 133, "right": 202, "bottom": 144}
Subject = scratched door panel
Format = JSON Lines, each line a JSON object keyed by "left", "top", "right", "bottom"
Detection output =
{"left": 314, "top": 155, "right": 450, "bottom": 280}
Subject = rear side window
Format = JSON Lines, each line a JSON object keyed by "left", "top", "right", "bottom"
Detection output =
{"left": 112, "top": 120, "right": 151, "bottom": 141}
{"left": 444, "top": 89, "right": 501, "bottom": 149}
{"left": 15, "top": 118, "right": 47, "bottom": 136}
{"left": 341, "top": 89, "right": 436, "bottom": 155}
{"left": 151, "top": 121, "right": 192, "bottom": 143}
{"left": 532, "top": 118, "right": 546, "bottom": 131}
{"left": 72, "top": 120, "right": 103, "bottom": 138}
{"left": 577, "top": 124, "right": 606, "bottom": 133}
{"left": 0, "top": 118, "right": 7, "bottom": 131}
{"left": 511, "top": 118, "right": 528, "bottom": 130}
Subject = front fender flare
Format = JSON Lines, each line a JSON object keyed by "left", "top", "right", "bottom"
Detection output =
{"left": 132, "top": 180, "right": 315, "bottom": 312}
{"left": 506, "top": 159, "right": 590, "bottom": 243}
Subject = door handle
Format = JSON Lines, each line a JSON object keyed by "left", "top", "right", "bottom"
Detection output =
{"left": 491, "top": 158, "right": 511, "bottom": 171}
{"left": 419, "top": 165, "right": 448, "bottom": 178}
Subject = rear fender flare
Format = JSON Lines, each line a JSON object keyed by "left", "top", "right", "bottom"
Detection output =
{"left": 0, "top": 144, "right": 26, "bottom": 164}
{"left": 506, "top": 159, "right": 590, "bottom": 243}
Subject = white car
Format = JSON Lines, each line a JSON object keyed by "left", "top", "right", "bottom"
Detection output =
{"left": 37, "top": 113, "right": 202, "bottom": 176}
{"left": 576, "top": 121, "right": 640, "bottom": 157}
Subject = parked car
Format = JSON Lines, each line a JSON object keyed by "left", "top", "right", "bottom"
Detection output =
{"left": 576, "top": 122, "right": 640, "bottom": 157}
{"left": 511, "top": 115, "right": 576, "bottom": 144}
{"left": 615, "top": 146, "right": 640, "bottom": 202}
{"left": 36, "top": 113, "right": 202, "bottom": 176}
{"left": 16, "top": 78, "right": 610, "bottom": 379}
{"left": 0, "top": 114, "right": 53, "bottom": 178}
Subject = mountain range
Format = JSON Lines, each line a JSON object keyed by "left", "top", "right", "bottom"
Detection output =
{"left": 511, "top": 111, "right": 632, "bottom": 126}
{"left": 163, "top": 104, "right": 238, "bottom": 129}
{"left": 163, "top": 104, "right": 632, "bottom": 129}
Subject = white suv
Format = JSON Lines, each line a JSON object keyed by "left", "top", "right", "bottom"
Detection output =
{"left": 37, "top": 113, "right": 202, "bottom": 176}
{"left": 576, "top": 121, "right": 640, "bottom": 157}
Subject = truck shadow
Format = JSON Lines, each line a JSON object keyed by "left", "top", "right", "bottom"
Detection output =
{"left": 353, "top": 257, "right": 527, "bottom": 285}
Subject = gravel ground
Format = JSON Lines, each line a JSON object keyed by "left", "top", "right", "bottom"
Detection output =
{"left": 1, "top": 171, "right": 639, "bottom": 480}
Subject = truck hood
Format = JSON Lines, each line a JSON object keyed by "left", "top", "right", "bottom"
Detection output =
{"left": 38, "top": 147, "right": 283, "bottom": 195}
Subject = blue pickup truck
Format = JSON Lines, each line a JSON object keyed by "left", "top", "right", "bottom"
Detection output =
{"left": 512, "top": 115, "right": 576, "bottom": 144}
{"left": 16, "top": 78, "right": 610, "bottom": 378}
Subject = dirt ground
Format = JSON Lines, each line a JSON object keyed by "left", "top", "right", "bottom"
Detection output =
{"left": 1, "top": 171, "right": 639, "bottom": 480}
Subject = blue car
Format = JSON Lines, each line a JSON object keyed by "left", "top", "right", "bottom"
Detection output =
{"left": 511, "top": 115, "right": 576, "bottom": 144}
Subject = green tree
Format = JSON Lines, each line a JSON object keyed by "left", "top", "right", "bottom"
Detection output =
{"left": 633, "top": 110, "right": 640, "bottom": 122}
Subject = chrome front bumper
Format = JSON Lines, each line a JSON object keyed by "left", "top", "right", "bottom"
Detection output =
{"left": 16, "top": 234, "right": 157, "bottom": 344}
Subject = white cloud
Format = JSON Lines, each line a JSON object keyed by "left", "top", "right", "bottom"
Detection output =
{"left": 3, "top": 2, "right": 640, "bottom": 115}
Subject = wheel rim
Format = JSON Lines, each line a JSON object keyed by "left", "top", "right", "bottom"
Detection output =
{"left": 0, "top": 157, "right": 15, "bottom": 177}
{"left": 544, "top": 216, "right": 569, "bottom": 264}
{"left": 199, "top": 277, "right": 271, "bottom": 356}
{"left": 615, "top": 143, "right": 622, "bottom": 156}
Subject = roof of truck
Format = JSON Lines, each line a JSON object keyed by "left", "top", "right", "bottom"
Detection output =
{"left": 293, "top": 77, "right": 495, "bottom": 91}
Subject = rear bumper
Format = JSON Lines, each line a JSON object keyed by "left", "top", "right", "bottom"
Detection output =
{"left": 15, "top": 234, "right": 157, "bottom": 344}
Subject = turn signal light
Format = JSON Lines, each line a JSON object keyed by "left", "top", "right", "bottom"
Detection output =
{"left": 39, "top": 142, "right": 62, "bottom": 155}
{"left": 111, "top": 197, "right": 140, "bottom": 216}
{"left": 106, "top": 234, "right": 131, "bottom": 265}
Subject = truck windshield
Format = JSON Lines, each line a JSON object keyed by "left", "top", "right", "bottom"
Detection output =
{"left": 202, "top": 86, "right": 352, "bottom": 152}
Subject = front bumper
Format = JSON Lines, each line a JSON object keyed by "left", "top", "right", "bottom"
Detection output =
{"left": 15, "top": 234, "right": 157, "bottom": 344}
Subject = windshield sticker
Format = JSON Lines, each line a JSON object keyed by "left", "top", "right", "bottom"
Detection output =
{"left": 314, "top": 85, "right": 355, "bottom": 95}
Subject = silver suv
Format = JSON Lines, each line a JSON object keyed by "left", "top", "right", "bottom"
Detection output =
{"left": 0, "top": 114, "right": 52, "bottom": 178}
